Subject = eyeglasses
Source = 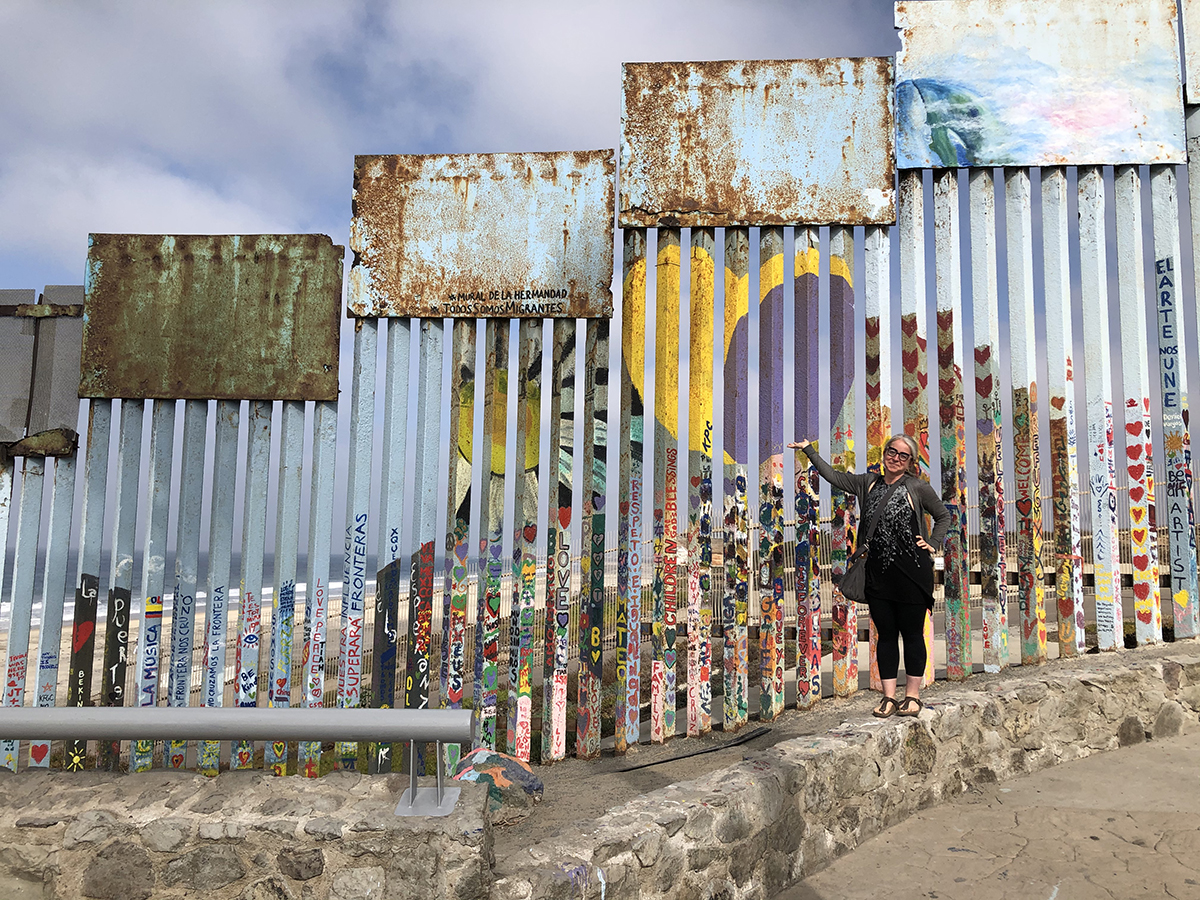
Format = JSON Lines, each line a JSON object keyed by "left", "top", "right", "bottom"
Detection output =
{"left": 884, "top": 446, "right": 912, "bottom": 462}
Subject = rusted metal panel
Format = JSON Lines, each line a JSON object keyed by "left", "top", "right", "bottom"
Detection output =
{"left": 896, "top": 0, "right": 1185, "bottom": 168}
{"left": 81, "top": 233, "right": 342, "bottom": 401}
{"left": 350, "top": 152, "right": 615, "bottom": 319}
{"left": 620, "top": 58, "right": 895, "bottom": 227}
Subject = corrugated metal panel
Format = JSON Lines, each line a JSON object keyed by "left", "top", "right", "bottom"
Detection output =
{"left": 349, "top": 152, "right": 615, "bottom": 319}
{"left": 896, "top": 0, "right": 1185, "bottom": 168}
{"left": 81, "top": 234, "right": 342, "bottom": 401}
{"left": 620, "top": 58, "right": 895, "bottom": 227}
{"left": 0, "top": 308, "right": 35, "bottom": 443}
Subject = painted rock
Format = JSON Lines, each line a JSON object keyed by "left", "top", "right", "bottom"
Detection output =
{"left": 453, "top": 748, "right": 544, "bottom": 822}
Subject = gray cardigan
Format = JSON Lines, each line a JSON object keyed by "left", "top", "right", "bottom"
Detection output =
{"left": 801, "top": 445, "right": 952, "bottom": 551}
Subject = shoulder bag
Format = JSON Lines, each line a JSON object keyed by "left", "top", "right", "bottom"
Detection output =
{"left": 837, "top": 477, "right": 903, "bottom": 603}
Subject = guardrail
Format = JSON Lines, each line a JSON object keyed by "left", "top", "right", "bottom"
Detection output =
{"left": 0, "top": 707, "right": 473, "bottom": 816}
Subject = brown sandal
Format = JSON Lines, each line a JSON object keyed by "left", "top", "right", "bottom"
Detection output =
{"left": 872, "top": 697, "right": 899, "bottom": 718}
{"left": 897, "top": 697, "right": 924, "bottom": 717}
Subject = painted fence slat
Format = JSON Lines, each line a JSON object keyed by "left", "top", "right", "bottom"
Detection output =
{"left": 233, "top": 400, "right": 271, "bottom": 769}
{"left": 300, "top": 400, "right": 337, "bottom": 777}
{"left": 652, "top": 228, "right": 681, "bottom": 743}
{"left": 265, "top": 400, "right": 303, "bottom": 776}
{"left": 1078, "top": 167, "right": 1123, "bottom": 652}
{"left": 687, "top": 228, "right": 715, "bottom": 736}
{"left": 1005, "top": 168, "right": 1047, "bottom": 665}
{"left": 407, "top": 318, "right": 444, "bottom": 724}
{"left": 66, "top": 401, "right": 111, "bottom": 772}
{"left": 475, "top": 320, "right": 508, "bottom": 752}
{"left": 577, "top": 317, "right": 609, "bottom": 758}
{"left": 1151, "top": 165, "right": 1199, "bottom": 639}
{"left": 542, "top": 318, "right": 574, "bottom": 763}
{"left": 794, "top": 227, "right": 822, "bottom": 710}
{"left": 722, "top": 226, "right": 750, "bottom": 729}
{"left": 28, "top": 455, "right": 77, "bottom": 768}
{"left": 130, "top": 400, "right": 176, "bottom": 773}
{"left": 370, "top": 317, "right": 410, "bottom": 775}
{"left": 933, "top": 170, "right": 971, "bottom": 680}
{"left": 165, "top": 401, "right": 207, "bottom": 768}
{"left": 0, "top": 457, "right": 45, "bottom": 770}
{"left": 1042, "top": 168, "right": 1086, "bottom": 658}
{"left": 864, "top": 222, "right": 891, "bottom": 692}
{"left": 444, "top": 318, "right": 476, "bottom": 772}
{"left": 969, "top": 169, "right": 1008, "bottom": 672}
{"left": 508, "top": 318, "right": 540, "bottom": 761}
{"left": 99, "top": 400, "right": 144, "bottom": 770}
{"left": 617, "top": 229, "right": 646, "bottom": 753}
{"left": 199, "top": 401, "right": 238, "bottom": 776}
{"left": 829, "top": 226, "right": 858, "bottom": 697}
{"left": 1115, "top": 165, "right": 1162, "bottom": 646}
{"left": 338, "top": 319, "right": 377, "bottom": 770}
{"left": 898, "top": 170, "right": 936, "bottom": 687}
{"left": 758, "top": 226, "right": 786, "bottom": 720}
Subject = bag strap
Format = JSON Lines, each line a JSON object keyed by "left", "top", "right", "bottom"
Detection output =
{"left": 850, "top": 477, "right": 902, "bottom": 560}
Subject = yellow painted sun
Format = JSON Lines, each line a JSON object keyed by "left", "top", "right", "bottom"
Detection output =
{"left": 1165, "top": 432, "right": 1186, "bottom": 453}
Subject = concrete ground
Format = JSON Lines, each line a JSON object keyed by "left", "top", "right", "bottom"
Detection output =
{"left": 774, "top": 731, "right": 1200, "bottom": 900}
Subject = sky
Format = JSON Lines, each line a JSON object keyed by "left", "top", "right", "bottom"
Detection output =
{"left": 0, "top": 0, "right": 901, "bottom": 290}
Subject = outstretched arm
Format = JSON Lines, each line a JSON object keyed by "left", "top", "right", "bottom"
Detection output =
{"left": 788, "top": 441, "right": 866, "bottom": 496}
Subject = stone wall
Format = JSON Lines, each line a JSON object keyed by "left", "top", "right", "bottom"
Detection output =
{"left": 3, "top": 651, "right": 1198, "bottom": 900}
{"left": 490, "top": 652, "right": 1199, "bottom": 900}
{"left": 0, "top": 769, "right": 490, "bottom": 900}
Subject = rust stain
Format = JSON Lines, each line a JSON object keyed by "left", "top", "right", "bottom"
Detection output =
{"left": 5, "top": 428, "right": 78, "bottom": 459}
{"left": 81, "top": 234, "right": 343, "bottom": 401}
{"left": 349, "top": 150, "right": 615, "bottom": 319}
{"left": 620, "top": 58, "right": 895, "bottom": 227}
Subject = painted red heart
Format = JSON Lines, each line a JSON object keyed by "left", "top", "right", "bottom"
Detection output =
{"left": 1132, "top": 528, "right": 1148, "bottom": 544}
{"left": 1126, "top": 443, "right": 1143, "bottom": 460}
{"left": 523, "top": 524, "right": 537, "bottom": 543}
{"left": 1137, "top": 609, "right": 1153, "bottom": 624}
{"left": 1129, "top": 485, "right": 1145, "bottom": 503}
{"left": 1128, "top": 464, "right": 1145, "bottom": 481}
{"left": 72, "top": 621, "right": 94, "bottom": 655}
{"left": 976, "top": 375, "right": 993, "bottom": 396}
{"left": 1050, "top": 396, "right": 1065, "bottom": 410}
{"left": 690, "top": 476, "right": 701, "bottom": 487}
{"left": 902, "top": 349, "right": 918, "bottom": 369}
{"left": 30, "top": 743, "right": 47, "bottom": 763}
{"left": 1133, "top": 554, "right": 1149, "bottom": 571}
{"left": 917, "top": 372, "right": 928, "bottom": 387}
{"left": 1126, "top": 422, "right": 1143, "bottom": 437}
{"left": 975, "top": 346, "right": 992, "bottom": 365}
{"left": 559, "top": 507, "right": 571, "bottom": 529}
{"left": 901, "top": 316, "right": 918, "bottom": 337}
{"left": 1016, "top": 498, "right": 1033, "bottom": 518}
{"left": 1131, "top": 507, "right": 1145, "bottom": 524}
{"left": 1133, "top": 583, "right": 1151, "bottom": 601}
{"left": 902, "top": 387, "right": 920, "bottom": 404}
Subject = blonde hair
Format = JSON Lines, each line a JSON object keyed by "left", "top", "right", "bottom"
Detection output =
{"left": 885, "top": 434, "right": 923, "bottom": 477}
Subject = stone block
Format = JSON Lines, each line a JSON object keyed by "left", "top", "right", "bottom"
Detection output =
{"left": 1153, "top": 700, "right": 1186, "bottom": 738}
{"left": 278, "top": 846, "right": 324, "bottom": 881}
{"left": 331, "top": 866, "right": 385, "bottom": 900}
{"left": 163, "top": 845, "right": 247, "bottom": 890}
{"left": 1117, "top": 715, "right": 1147, "bottom": 746}
{"left": 81, "top": 840, "right": 153, "bottom": 900}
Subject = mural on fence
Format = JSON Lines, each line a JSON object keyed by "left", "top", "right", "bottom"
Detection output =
{"left": 7, "top": 4, "right": 1200, "bottom": 783}
{"left": 895, "top": 0, "right": 1186, "bottom": 169}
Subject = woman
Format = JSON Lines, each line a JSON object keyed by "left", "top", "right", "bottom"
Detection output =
{"left": 787, "top": 434, "right": 951, "bottom": 717}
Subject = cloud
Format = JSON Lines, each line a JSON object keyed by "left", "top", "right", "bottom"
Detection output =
{"left": 0, "top": 0, "right": 900, "bottom": 287}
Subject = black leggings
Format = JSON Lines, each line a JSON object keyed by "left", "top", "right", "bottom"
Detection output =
{"left": 870, "top": 598, "right": 928, "bottom": 681}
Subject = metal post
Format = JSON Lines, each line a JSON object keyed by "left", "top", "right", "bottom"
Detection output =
{"left": 722, "top": 226, "right": 750, "bottom": 730}
{"left": 829, "top": 226, "right": 858, "bottom": 696}
{"left": 233, "top": 400, "right": 271, "bottom": 769}
{"left": 969, "top": 169, "right": 1009, "bottom": 672}
{"left": 864, "top": 223, "right": 892, "bottom": 691}
{"left": 65, "top": 401, "right": 112, "bottom": 771}
{"left": 794, "top": 227, "right": 822, "bottom": 709}
{"left": 28, "top": 454, "right": 77, "bottom": 768}
{"left": 616, "top": 228, "right": 646, "bottom": 752}
{"left": 933, "top": 170, "right": 972, "bottom": 680}
{"left": 1042, "top": 168, "right": 1087, "bottom": 658}
{"left": 130, "top": 400, "right": 176, "bottom": 773}
{"left": 542, "top": 318, "right": 574, "bottom": 763}
{"left": 198, "top": 400, "right": 238, "bottom": 775}
{"left": 1078, "top": 167, "right": 1124, "bottom": 651}
{"left": 1151, "top": 165, "right": 1198, "bottom": 640}
{"left": 1006, "top": 168, "right": 1047, "bottom": 664}
{"left": 687, "top": 227, "right": 715, "bottom": 736}
{"left": 757, "top": 226, "right": 786, "bottom": 720}
{"left": 0, "top": 456, "right": 46, "bottom": 770}
{"left": 1115, "top": 165, "right": 1162, "bottom": 645}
